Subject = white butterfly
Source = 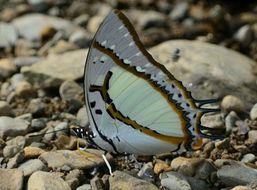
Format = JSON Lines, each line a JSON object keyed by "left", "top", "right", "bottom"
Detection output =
{"left": 73, "top": 10, "right": 223, "bottom": 155}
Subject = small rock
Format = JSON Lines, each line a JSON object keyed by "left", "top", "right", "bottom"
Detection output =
{"left": 87, "top": 15, "right": 105, "bottom": 34}
{"left": 6, "top": 136, "right": 26, "bottom": 148}
{"left": 231, "top": 186, "right": 253, "bottom": 190}
{"left": 109, "top": 170, "right": 158, "bottom": 190}
{"left": 0, "top": 169, "right": 23, "bottom": 190}
{"left": 69, "top": 30, "right": 92, "bottom": 48}
{"left": 153, "top": 159, "right": 171, "bottom": 175}
{"left": 90, "top": 176, "right": 104, "bottom": 190}
{"left": 221, "top": 95, "right": 246, "bottom": 113}
{"left": 31, "top": 118, "right": 47, "bottom": 130}
{"left": 48, "top": 40, "right": 77, "bottom": 54}
{"left": 54, "top": 122, "right": 69, "bottom": 134}
{"left": 23, "top": 146, "right": 46, "bottom": 158}
{"left": 170, "top": 157, "right": 201, "bottom": 176}
{"left": 169, "top": 2, "right": 189, "bottom": 21}
{"left": 250, "top": 103, "right": 257, "bottom": 120}
{"left": 15, "top": 39, "right": 37, "bottom": 56}
{"left": 18, "top": 159, "right": 47, "bottom": 177}
{"left": 76, "top": 184, "right": 92, "bottom": 190}
{"left": 215, "top": 138, "right": 230, "bottom": 149}
{"left": 16, "top": 113, "right": 33, "bottom": 122}
{"left": 12, "top": 13, "right": 81, "bottom": 41}
{"left": 234, "top": 25, "right": 253, "bottom": 47}
{"left": 65, "top": 169, "right": 83, "bottom": 189}
{"left": 246, "top": 130, "right": 257, "bottom": 144}
{"left": 3, "top": 144, "right": 22, "bottom": 158}
{"left": 39, "top": 149, "right": 112, "bottom": 170}
{"left": 0, "top": 116, "right": 29, "bottom": 138}
{"left": 241, "top": 154, "right": 256, "bottom": 163}
{"left": 217, "top": 164, "right": 257, "bottom": 186}
{"left": 76, "top": 107, "right": 89, "bottom": 127}
{"left": 15, "top": 81, "right": 37, "bottom": 98}
{"left": 0, "top": 22, "right": 17, "bottom": 48}
{"left": 27, "top": 0, "right": 50, "bottom": 13}
{"left": 201, "top": 113, "right": 224, "bottom": 129}
{"left": 129, "top": 10, "right": 167, "bottom": 30}
{"left": 225, "top": 111, "right": 240, "bottom": 134}
{"left": 27, "top": 171, "right": 71, "bottom": 190}
{"left": 74, "top": 14, "right": 90, "bottom": 26}
{"left": 0, "top": 101, "right": 14, "bottom": 116}
{"left": 160, "top": 171, "right": 191, "bottom": 190}
{"left": 7, "top": 151, "right": 25, "bottom": 169}
{"left": 59, "top": 80, "right": 83, "bottom": 101}
{"left": 13, "top": 56, "right": 43, "bottom": 67}
{"left": 27, "top": 99, "right": 46, "bottom": 117}
{"left": 137, "top": 162, "right": 155, "bottom": 182}
{"left": 21, "top": 49, "right": 88, "bottom": 89}
{"left": 0, "top": 58, "right": 17, "bottom": 80}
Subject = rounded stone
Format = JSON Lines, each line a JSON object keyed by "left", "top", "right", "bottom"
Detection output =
{"left": 221, "top": 95, "right": 246, "bottom": 113}
{"left": 250, "top": 103, "right": 257, "bottom": 120}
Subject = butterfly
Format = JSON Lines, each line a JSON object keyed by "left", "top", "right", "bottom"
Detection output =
{"left": 73, "top": 9, "right": 223, "bottom": 155}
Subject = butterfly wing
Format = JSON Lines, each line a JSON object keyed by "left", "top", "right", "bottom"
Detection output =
{"left": 84, "top": 10, "right": 220, "bottom": 155}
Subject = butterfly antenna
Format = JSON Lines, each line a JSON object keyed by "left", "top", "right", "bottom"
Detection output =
{"left": 194, "top": 97, "right": 222, "bottom": 107}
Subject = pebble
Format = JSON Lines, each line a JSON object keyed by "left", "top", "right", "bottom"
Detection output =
{"left": 160, "top": 171, "right": 191, "bottom": 190}
{"left": 69, "top": 30, "right": 92, "bottom": 48}
{"left": 27, "top": 99, "right": 46, "bottom": 117}
{"left": 76, "top": 107, "right": 89, "bottom": 127}
{"left": 129, "top": 10, "right": 167, "bottom": 30}
{"left": 21, "top": 49, "right": 88, "bottom": 89}
{"left": 13, "top": 56, "right": 43, "bottom": 67}
{"left": 169, "top": 1, "right": 189, "bottom": 21}
{"left": 27, "top": 0, "right": 50, "bottom": 13}
{"left": 3, "top": 144, "right": 22, "bottom": 158}
{"left": 241, "top": 154, "right": 256, "bottom": 163}
{"left": 12, "top": 13, "right": 81, "bottom": 41}
{"left": 23, "top": 146, "right": 46, "bottom": 158}
{"left": 76, "top": 184, "right": 92, "bottom": 190}
{"left": 234, "top": 25, "right": 253, "bottom": 47}
{"left": 87, "top": 15, "right": 105, "bottom": 34}
{"left": 225, "top": 111, "right": 240, "bottom": 134}
{"left": 27, "top": 171, "right": 71, "bottom": 190}
{"left": 217, "top": 163, "right": 257, "bottom": 186}
{"left": 0, "top": 116, "right": 29, "bottom": 138}
{"left": 53, "top": 134, "right": 77, "bottom": 150}
{"left": 0, "top": 22, "right": 17, "bottom": 48}
{"left": 221, "top": 95, "right": 246, "bottom": 113}
{"left": 0, "top": 101, "right": 14, "bottom": 116}
{"left": 231, "top": 186, "right": 253, "bottom": 190}
{"left": 18, "top": 159, "right": 47, "bottom": 176}
{"left": 7, "top": 151, "right": 25, "bottom": 169}
{"left": 153, "top": 159, "right": 171, "bottom": 175}
{"left": 246, "top": 130, "right": 257, "bottom": 144}
{"left": 109, "top": 170, "right": 158, "bottom": 190}
{"left": 48, "top": 40, "right": 77, "bottom": 54}
{"left": 90, "top": 176, "right": 105, "bottom": 190}
{"left": 39, "top": 149, "right": 112, "bottom": 170}
{"left": 31, "top": 118, "right": 47, "bottom": 130}
{"left": 0, "top": 169, "right": 23, "bottom": 190}
{"left": 65, "top": 169, "right": 83, "bottom": 189}
{"left": 74, "top": 14, "right": 90, "bottom": 26}
{"left": 59, "top": 80, "right": 83, "bottom": 101}
{"left": 250, "top": 103, "right": 257, "bottom": 120}
{"left": 0, "top": 58, "right": 17, "bottom": 80}
{"left": 137, "top": 162, "right": 155, "bottom": 182}
{"left": 15, "top": 81, "right": 37, "bottom": 98}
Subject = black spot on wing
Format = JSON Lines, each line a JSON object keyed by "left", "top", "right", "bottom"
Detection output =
{"left": 95, "top": 109, "right": 103, "bottom": 115}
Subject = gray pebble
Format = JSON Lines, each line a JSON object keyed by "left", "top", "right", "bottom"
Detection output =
{"left": 234, "top": 25, "right": 253, "bottom": 47}
{"left": 76, "top": 184, "right": 92, "bottom": 190}
{"left": 241, "top": 154, "right": 256, "bottom": 163}
{"left": 225, "top": 111, "right": 240, "bottom": 134}
{"left": 31, "top": 118, "right": 47, "bottom": 130}
{"left": 76, "top": 107, "right": 89, "bottom": 127}
{"left": 169, "top": 2, "right": 189, "bottom": 21}
{"left": 59, "top": 80, "right": 83, "bottom": 101}
{"left": 160, "top": 171, "right": 191, "bottom": 190}
{"left": 27, "top": 99, "right": 46, "bottom": 117}
{"left": 137, "top": 162, "right": 155, "bottom": 182}
{"left": 69, "top": 30, "right": 92, "bottom": 48}
{"left": 18, "top": 159, "right": 47, "bottom": 176}
{"left": 0, "top": 169, "right": 23, "bottom": 190}
{"left": 217, "top": 164, "right": 257, "bottom": 186}
{"left": 3, "top": 145, "right": 22, "bottom": 158}
{"left": 0, "top": 22, "right": 17, "bottom": 48}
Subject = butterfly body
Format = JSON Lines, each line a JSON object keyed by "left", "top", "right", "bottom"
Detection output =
{"left": 77, "top": 10, "right": 222, "bottom": 155}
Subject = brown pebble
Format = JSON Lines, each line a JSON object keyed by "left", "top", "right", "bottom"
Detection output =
{"left": 23, "top": 146, "right": 45, "bottom": 158}
{"left": 153, "top": 160, "right": 171, "bottom": 175}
